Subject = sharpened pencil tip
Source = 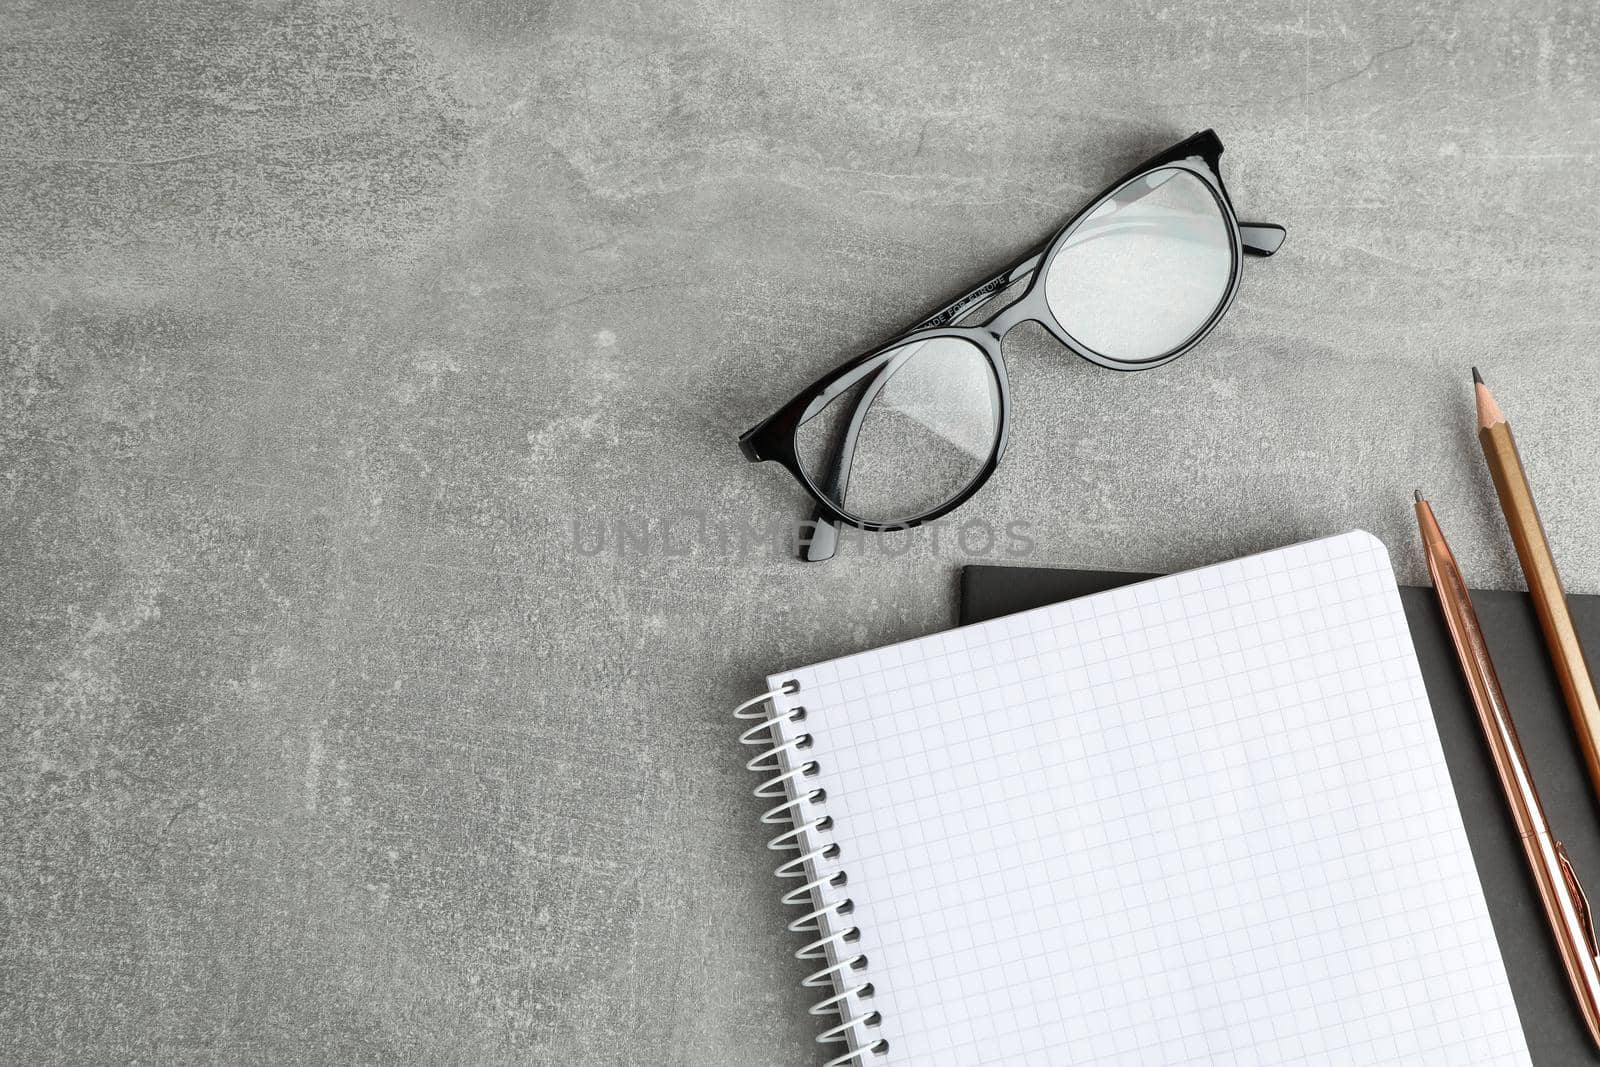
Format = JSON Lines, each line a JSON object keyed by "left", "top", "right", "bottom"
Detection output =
{"left": 1414, "top": 489, "right": 1425, "bottom": 503}
{"left": 1472, "top": 366, "right": 1484, "bottom": 385}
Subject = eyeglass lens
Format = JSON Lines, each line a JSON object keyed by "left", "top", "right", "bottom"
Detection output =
{"left": 793, "top": 337, "right": 1000, "bottom": 524}
{"left": 1043, "top": 167, "right": 1234, "bottom": 363}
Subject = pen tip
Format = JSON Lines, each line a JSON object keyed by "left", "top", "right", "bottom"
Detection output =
{"left": 1414, "top": 489, "right": 1425, "bottom": 503}
{"left": 1471, "top": 366, "right": 1484, "bottom": 385}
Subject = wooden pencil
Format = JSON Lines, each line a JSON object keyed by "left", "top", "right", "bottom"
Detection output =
{"left": 1475, "top": 367, "right": 1600, "bottom": 806}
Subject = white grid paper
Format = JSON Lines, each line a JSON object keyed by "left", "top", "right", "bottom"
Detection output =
{"left": 767, "top": 532, "right": 1529, "bottom": 1066}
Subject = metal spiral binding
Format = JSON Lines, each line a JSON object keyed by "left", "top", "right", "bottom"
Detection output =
{"left": 735, "top": 682, "right": 889, "bottom": 1066}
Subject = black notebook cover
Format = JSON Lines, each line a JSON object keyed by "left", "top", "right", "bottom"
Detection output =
{"left": 961, "top": 562, "right": 1600, "bottom": 1066}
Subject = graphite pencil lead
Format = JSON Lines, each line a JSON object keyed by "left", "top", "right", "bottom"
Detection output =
{"left": 1472, "top": 366, "right": 1485, "bottom": 385}
{"left": 1476, "top": 374, "right": 1506, "bottom": 429}
{"left": 1414, "top": 489, "right": 1425, "bottom": 502}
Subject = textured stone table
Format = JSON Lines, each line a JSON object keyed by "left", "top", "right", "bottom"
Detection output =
{"left": 5, "top": 1, "right": 1600, "bottom": 1063}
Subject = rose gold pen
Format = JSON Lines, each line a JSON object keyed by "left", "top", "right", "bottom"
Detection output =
{"left": 1416, "top": 490, "right": 1600, "bottom": 1051}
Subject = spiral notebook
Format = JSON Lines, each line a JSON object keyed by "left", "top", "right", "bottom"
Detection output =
{"left": 735, "top": 531, "right": 1529, "bottom": 1066}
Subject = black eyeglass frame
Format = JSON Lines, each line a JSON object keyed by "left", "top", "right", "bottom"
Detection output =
{"left": 738, "top": 129, "right": 1285, "bottom": 560}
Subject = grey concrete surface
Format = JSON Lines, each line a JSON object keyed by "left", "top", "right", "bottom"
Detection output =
{"left": 4, "top": 1, "right": 1600, "bottom": 1064}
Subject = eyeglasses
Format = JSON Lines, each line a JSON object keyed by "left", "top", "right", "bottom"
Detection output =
{"left": 738, "top": 129, "right": 1285, "bottom": 562}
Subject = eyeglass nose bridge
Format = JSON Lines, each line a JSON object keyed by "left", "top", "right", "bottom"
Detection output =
{"left": 979, "top": 298, "right": 1035, "bottom": 343}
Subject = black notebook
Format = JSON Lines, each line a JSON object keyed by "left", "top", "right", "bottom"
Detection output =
{"left": 962, "top": 561, "right": 1600, "bottom": 1065}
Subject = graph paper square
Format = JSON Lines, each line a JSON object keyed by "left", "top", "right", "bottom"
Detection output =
{"left": 766, "top": 532, "right": 1529, "bottom": 1066}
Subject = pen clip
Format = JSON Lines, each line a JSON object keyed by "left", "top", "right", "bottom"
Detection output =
{"left": 1557, "top": 841, "right": 1600, "bottom": 960}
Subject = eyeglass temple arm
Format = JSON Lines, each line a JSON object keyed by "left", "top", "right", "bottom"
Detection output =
{"left": 1240, "top": 222, "right": 1286, "bottom": 257}
{"left": 911, "top": 245, "right": 1050, "bottom": 331}
{"left": 800, "top": 248, "right": 1048, "bottom": 561}
{"left": 801, "top": 361, "right": 901, "bottom": 561}
{"left": 917, "top": 223, "right": 1282, "bottom": 337}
